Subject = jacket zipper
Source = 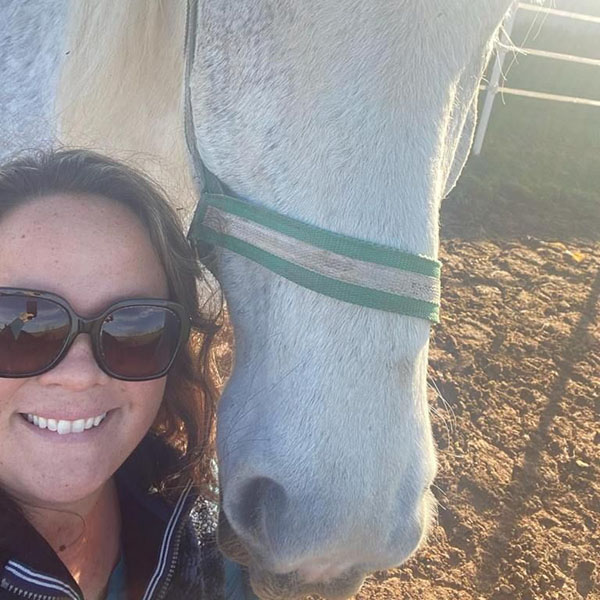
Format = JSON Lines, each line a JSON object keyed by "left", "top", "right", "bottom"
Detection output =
{"left": 0, "top": 577, "right": 65, "bottom": 600}
{"left": 142, "top": 481, "right": 194, "bottom": 600}
{"left": 153, "top": 514, "right": 188, "bottom": 600}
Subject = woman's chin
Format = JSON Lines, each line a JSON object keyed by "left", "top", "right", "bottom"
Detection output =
{"left": 9, "top": 473, "right": 111, "bottom": 513}
{"left": 4, "top": 409, "right": 126, "bottom": 508}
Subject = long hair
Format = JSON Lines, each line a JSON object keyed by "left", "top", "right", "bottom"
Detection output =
{"left": 0, "top": 148, "right": 224, "bottom": 501}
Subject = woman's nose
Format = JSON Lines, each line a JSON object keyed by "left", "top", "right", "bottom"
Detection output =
{"left": 37, "top": 334, "right": 111, "bottom": 389}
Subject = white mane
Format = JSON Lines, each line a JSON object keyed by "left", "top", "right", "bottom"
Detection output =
{"left": 56, "top": 1, "right": 195, "bottom": 215}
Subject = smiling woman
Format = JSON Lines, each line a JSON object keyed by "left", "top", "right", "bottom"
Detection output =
{"left": 0, "top": 149, "right": 236, "bottom": 600}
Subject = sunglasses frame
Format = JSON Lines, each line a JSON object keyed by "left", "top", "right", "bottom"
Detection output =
{"left": 0, "top": 287, "right": 191, "bottom": 381}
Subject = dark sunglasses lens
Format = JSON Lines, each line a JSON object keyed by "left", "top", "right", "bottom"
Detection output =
{"left": 100, "top": 306, "right": 182, "bottom": 378}
{"left": 0, "top": 295, "right": 71, "bottom": 376}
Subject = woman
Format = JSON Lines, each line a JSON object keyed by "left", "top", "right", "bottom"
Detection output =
{"left": 0, "top": 149, "right": 247, "bottom": 599}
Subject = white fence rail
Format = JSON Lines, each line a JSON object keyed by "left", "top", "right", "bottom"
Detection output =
{"left": 518, "top": 3, "right": 600, "bottom": 25}
{"left": 472, "top": 2, "right": 600, "bottom": 155}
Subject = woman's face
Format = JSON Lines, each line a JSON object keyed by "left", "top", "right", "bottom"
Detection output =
{"left": 0, "top": 194, "right": 169, "bottom": 508}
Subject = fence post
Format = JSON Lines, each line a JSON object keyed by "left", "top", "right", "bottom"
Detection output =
{"left": 472, "top": 9, "right": 517, "bottom": 155}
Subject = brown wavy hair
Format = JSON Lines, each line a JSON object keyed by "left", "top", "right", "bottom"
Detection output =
{"left": 0, "top": 148, "right": 223, "bottom": 501}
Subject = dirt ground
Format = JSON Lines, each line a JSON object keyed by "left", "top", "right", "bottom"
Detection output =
{"left": 354, "top": 196, "right": 599, "bottom": 599}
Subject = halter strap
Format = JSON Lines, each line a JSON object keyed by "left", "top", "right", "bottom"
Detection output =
{"left": 187, "top": 187, "right": 441, "bottom": 322}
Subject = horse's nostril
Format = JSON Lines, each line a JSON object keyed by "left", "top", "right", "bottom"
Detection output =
{"left": 228, "top": 477, "right": 288, "bottom": 538}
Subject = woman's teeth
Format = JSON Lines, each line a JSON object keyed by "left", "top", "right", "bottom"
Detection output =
{"left": 25, "top": 412, "right": 107, "bottom": 434}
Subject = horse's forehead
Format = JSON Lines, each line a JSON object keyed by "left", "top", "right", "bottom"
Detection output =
{"left": 192, "top": 1, "right": 510, "bottom": 146}
{"left": 197, "top": 0, "right": 507, "bottom": 75}
{"left": 189, "top": 1, "right": 511, "bottom": 212}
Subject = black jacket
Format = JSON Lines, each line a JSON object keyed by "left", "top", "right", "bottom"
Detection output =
{"left": 0, "top": 436, "right": 225, "bottom": 600}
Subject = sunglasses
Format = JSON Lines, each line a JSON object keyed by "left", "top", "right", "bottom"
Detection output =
{"left": 0, "top": 288, "right": 191, "bottom": 381}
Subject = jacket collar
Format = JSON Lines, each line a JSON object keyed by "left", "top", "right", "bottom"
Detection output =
{"left": 0, "top": 435, "right": 197, "bottom": 600}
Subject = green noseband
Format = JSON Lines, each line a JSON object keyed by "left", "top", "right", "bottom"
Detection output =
{"left": 187, "top": 187, "right": 441, "bottom": 323}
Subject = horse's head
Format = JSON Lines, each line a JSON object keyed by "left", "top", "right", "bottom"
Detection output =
{"left": 185, "top": 1, "right": 516, "bottom": 598}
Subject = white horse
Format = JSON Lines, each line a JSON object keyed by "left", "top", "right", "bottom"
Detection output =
{"left": 2, "top": 1, "right": 518, "bottom": 598}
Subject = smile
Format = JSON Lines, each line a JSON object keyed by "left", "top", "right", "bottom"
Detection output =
{"left": 21, "top": 412, "right": 108, "bottom": 434}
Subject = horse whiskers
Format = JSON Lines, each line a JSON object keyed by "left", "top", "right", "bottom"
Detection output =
{"left": 430, "top": 483, "right": 449, "bottom": 510}
{"left": 217, "top": 359, "right": 311, "bottom": 462}
{"left": 501, "top": 0, "right": 552, "bottom": 85}
{"left": 429, "top": 402, "right": 454, "bottom": 434}
{"left": 218, "top": 438, "right": 273, "bottom": 464}
{"left": 245, "top": 330, "right": 285, "bottom": 394}
{"left": 227, "top": 357, "right": 311, "bottom": 433}
{"left": 427, "top": 381, "right": 457, "bottom": 457}
{"left": 427, "top": 377, "right": 457, "bottom": 431}
{"left": 241, "top": 353, "right": 310, "bottom": 410}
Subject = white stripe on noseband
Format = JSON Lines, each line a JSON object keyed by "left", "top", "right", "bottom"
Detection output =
{"left": 205, "top": 206, "right": 441, "bottom": 305}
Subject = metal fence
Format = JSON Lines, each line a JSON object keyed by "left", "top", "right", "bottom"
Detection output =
{"left": 472, "top": 1, "right": 600, "bottom": 155}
